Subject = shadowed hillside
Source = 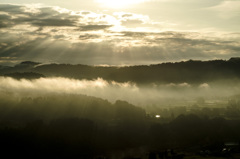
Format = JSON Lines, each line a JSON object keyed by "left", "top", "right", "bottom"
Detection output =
{"left": 1, "top": 58, "right": 240, "bottom": 84}
{"left": 0, "top": 92, "right": 240, "bottom": 158}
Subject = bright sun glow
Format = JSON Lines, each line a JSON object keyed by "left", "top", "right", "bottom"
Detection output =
{"left": 96, "top": 0, "right": 147, "bottom": 8}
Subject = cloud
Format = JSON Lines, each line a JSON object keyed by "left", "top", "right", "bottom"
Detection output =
{"left": 0, "top": 77, "right": 139, "bottom": 103}
{"left": 0, "top": 4, "right": 117, "bottom": 29}
{"left": 121, "top": 13, "right": 133, "bottom": 18}
{"left": 121, "top": 19, "right": 144, "bottom": 27}
{"left": 209, "top": 0, "right": 240, "bottom": 19}
{"left": 0, "top": 4, "right": 24, "bottom": 14}
{"left": 32, "top": 18, "right": 76, "bottom": 27}
{"left": 0, "top": 5, "right": 79, "bottom": 28}
{"left": 0, "top": 77, "right": 240, "bottom": 106}
{"left": 120, "top": 31, "right": 147, "bottom": 37}
{"left": 1, "top": 30, "right": 240, "bottom": 65}
{"left": 0, "top": 14, "right": 13, "bottom": 28}
{"left": 79, "top": 34, "right": 101, "bottom": 40}
{"left": 199, "top": 83, "right": 210, "bottom": 89}
{"left": 114, "top": 12, "right": 153, "bottom": 28}
{"left": 0, "top": 3, "right": 240, "bottom": 65}
{"left": 79, "top": 24, "right": 113, "bottom": 31}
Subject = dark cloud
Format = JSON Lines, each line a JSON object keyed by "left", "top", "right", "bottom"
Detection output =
{"left": 0, "top": 4, "right": 24, "bottom": 14}
{"left": 154, "top": 37, "right": 215, "bottom": 46}
{"left": 157, "top": 32, "right": 186, "bottom": 38}
{"left": 120, "top": 31, "right": 147, "bottom": 37}
{"left": 36, "top": 7, "right": 61, "bottom": 17}
{"left": 34, "top": 7, "right": 81, "bottom": 21}
{"left": 53, "top": 35, "right": 66, "bottom": 39}
{"left": 0, "top": 14, "right": 13, "bottom": 28}
{"left": 79, "top": 34, "right": 101, "bottom": 40}
{"left": 79, "top": 25, "right": 113, "bottom": 31}
{"left": 120, "top": 31, "right": 186, "bottom": 39}
{"left": 0, "top": 4, "right": 116, "bottom": 30}
{"left": 32, "top": 18, "right": 76, "bottom": 27}
{"left": 119, "top": 31, "right": 237, "bottom": 50}
{"left": 0, "top": 4, "right": 80, "bottom": 27}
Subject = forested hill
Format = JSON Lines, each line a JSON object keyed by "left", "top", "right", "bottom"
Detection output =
{"left": 1, "top": 57, "right": 240, "bottom": 84}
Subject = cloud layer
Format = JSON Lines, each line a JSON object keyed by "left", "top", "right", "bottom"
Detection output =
{"left": 1, "top": 77, "right": 240, "bottom": 106}
{"left": 0, "top": 3, "right": 240, "bottom": 65}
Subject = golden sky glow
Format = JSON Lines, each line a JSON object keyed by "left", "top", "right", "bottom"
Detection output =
{"left": 95, "top": 0, "right": 147, "bottom": 8}
{"left": 0, "top": 0, "right": 240, "bottom": 65}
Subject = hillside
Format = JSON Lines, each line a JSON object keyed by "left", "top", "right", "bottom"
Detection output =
{"left": 0, "top": 58, "right": 240, "bottom": 84}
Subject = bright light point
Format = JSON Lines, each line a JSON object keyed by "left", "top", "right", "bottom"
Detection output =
{"left": 155, "top": 115, "right": 160, "bottom": 118}
{"left": 95, "top": 0, "right": 147, "bottom": 8}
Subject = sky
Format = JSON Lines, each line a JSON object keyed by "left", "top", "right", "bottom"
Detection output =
{"left": 0, "top": 0, "right": 240, "bottom": 65}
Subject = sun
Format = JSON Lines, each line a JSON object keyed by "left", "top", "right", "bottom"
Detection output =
{"left": 95, "top": 0, "right": 146, "bottom": 8}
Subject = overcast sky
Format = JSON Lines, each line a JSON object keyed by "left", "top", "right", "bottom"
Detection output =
{"left": 0, "top": 0, "right": 240, "bottom": 65}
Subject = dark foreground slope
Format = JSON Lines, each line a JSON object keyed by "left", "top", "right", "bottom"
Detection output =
{"left": 1, "top": 58, "right": 240, "bottom": 84}
{"left": 0, "top": 93, "right": 240, "bottom": 158}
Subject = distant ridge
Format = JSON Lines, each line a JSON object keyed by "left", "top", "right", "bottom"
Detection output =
{"left": 3, "top": 72, "right": 45, "bottom": 80}
{"left": 18, "top": 61, "right": 41, "bottom": 66}
{"left": 229, "top": 57, "right": 240, "bottom": 62}
{"left": 0, "top": 57, "right": 240, "bottom": 84}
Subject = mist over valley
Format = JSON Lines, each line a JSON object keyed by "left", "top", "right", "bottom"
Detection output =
{"left": 1, "top": 59, "right": 240, "bottom": 159}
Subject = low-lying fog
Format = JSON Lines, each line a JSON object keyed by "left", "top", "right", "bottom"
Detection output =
{"left": 1, "top": 77, "right": 239, "bottom": 106}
